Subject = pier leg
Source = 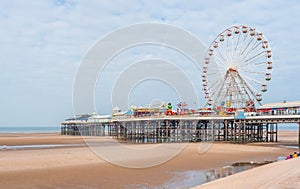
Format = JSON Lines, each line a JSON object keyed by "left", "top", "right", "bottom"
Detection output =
{"left": 298, "top": 122, "right": 300, "bottom": 151}
{"left": 275, "top": 123, "right": 278, "bottom": 142}
{"left": 266, "top": 124, "right": 269, "bottom": 142}
{"left": 211, "top": 120, "right": 214, "bottom": 142}
{"left": 243, "top": 121, "right": 246, "bottom": 143}
{"left": 224, "top": 120, "right": 227, "bottom": 141}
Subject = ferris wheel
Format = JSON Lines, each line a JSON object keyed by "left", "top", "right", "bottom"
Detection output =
{"left": 202, "top": 25, "right": 273, "bottom": 111}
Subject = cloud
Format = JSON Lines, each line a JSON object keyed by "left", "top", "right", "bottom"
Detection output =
{"left": 0, "top": 0, "right": 299, "bottom": 125}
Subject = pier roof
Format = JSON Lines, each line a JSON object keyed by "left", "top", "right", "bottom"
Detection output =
{"left": 259, "top": 101, "right": 300, "bottom": 109}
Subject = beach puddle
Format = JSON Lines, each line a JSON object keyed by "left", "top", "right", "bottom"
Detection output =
{"left": 129, "top": 161, "right": 274, "bottom": 189}
{"left": 0, "top": 143, "right": 84, "bottom": 150}
{"left": 278, "top": 145, "right": 299, "bottom": 149}
{"left": 162, "top": 162, "right": 270, "bottom": 189}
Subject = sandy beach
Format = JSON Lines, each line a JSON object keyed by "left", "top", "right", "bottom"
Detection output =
{"left": 0, "top": 131, "right": 299, "bottom": 188}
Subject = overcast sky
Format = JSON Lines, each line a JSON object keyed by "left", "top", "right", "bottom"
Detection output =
{"left": 0, "top": 0, "right": 299, "bottom": 126}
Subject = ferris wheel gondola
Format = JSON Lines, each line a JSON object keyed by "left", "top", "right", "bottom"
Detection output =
{"left": 202, "top": 25, "right": 273, "bottom": 110}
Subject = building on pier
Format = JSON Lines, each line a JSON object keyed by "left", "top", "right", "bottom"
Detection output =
{"left": 258, "top": 101, "right": 300, "bottom": 115}
{"left": 61, "top": 113, "right": 111, "bottom": 136}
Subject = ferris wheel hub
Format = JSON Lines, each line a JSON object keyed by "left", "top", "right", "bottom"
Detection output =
{"left": 228, "top": 67, "right": 237, "bottom": 73}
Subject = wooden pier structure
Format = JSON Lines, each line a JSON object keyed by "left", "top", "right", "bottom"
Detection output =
{"left": 61, "top": 115, "right": 300, "bottom": 146}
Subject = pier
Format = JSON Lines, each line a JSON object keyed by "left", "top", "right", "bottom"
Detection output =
{"left": 61, "top": 115, "right": 300, "bottom": 146}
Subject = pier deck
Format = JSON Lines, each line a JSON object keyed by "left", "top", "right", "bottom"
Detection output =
{"left": 61, "top": 115, "right": 300, "bottom": 146}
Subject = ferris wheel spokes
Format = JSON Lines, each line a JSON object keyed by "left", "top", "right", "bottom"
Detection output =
{"left": 202, "top": 25, "right": 273, "bottom": 110}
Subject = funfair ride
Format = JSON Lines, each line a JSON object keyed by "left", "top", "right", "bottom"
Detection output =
{"left": 202, "top": 25, "right": 273, "bottom": 112}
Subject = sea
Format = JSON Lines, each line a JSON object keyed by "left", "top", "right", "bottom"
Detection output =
{"left": 273, "top": 123, "right": 298, "bottom": 131}
{"left": 0, "top": 126, "right": 60, "bottom": 133}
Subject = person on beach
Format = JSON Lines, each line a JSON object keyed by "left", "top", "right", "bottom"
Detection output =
{"left": 292, "top": 152, "right": 297, "bottom": 158}
{"left": 286, "top": 155, "right": 290, "bottom": 160}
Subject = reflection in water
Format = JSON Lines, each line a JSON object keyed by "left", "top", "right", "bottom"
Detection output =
{"left": 1, "top": 144, "right": 84, "bottom": 150}
{"left": 204, "top": 161, "right": 272, "bottom": 183}
{"left": 130, "top": 161, "right": 274, "bottom": 189}
{"left": 204, "top": 165, "right": 233, "bottom": 182}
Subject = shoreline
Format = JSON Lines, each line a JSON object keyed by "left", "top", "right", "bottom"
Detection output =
{"left": 0, "top": 130, "right": 299, "bottom": 188}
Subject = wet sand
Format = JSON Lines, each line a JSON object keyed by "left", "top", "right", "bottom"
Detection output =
{"left": 192, "top": 130, "right": 300, "bottom": 189}
{"left": 193, "top": 154, "right": 300, "bottom": 189}
{"left": 0, "top": 131, "right": 298, "bottom": 188}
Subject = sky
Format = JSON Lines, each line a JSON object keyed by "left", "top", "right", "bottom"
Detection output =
{"left": 0, "top": 0, "right": 300, "bottom": 126}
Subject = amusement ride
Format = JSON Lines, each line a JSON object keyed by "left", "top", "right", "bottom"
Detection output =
{"left": 202, "top": 25, "right": 273, "bottom": 112}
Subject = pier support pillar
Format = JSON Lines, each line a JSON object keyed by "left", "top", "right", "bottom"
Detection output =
{"left": 224, "top": 120, "right": 227, "bottom": 141}
{"left": 298, "top": 122, "right": 300, "bottom": 151}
